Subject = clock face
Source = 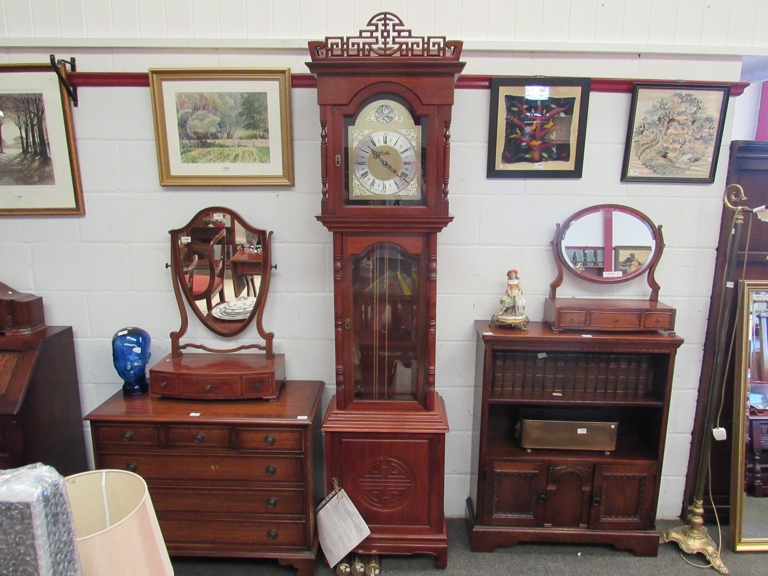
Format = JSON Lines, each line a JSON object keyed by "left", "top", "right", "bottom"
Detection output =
{"left": 347, "top": 98, "right": 422, "bottom": 201}
{"left": 353, "top": 131, "right": 418, "bottom": 195}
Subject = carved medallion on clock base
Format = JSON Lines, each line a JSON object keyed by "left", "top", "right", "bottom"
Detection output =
{"left": 322, "top": 393, "right": 450, "bottom": 568}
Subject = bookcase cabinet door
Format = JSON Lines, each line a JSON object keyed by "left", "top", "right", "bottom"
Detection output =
{"left": 483, "top": 461, "right": 547, "bottom": 526}
{"left": 589, "top": 462, "right": 656, "bottom": 530}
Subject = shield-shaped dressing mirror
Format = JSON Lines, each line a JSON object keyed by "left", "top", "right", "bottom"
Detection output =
{"left": 169, "top": 206, "right": 274, "bottom": 356}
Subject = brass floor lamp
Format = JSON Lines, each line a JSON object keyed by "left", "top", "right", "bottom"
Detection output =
{"left": 663, "top": 184, "right": 765, "bottom": 574}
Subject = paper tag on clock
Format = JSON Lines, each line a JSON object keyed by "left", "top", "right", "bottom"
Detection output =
{"left": 316, "top": 485, "right": 370, "bottom": 567}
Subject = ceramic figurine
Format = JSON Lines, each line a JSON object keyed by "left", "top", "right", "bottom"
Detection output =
{"left": 491, "top": 269, "right": 529, "bottom": 330}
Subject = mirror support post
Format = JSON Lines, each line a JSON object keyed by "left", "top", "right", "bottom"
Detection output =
{"left": 663, "top": 185, "right": 751, "bottom": 574}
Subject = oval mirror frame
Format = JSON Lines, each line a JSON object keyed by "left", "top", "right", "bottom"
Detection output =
{"left": 549, "top": 204, "right": 665, "bottom": 300}
{"left": 169, "top": 206, "right": 274, "bottom": 357}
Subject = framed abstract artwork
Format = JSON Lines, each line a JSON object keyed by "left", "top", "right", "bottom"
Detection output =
{"left": 149, "top": 68, "right": 294, "bottom": 186}
{"left": 0, "top": 63, "right": 84, "bottom": 216}
{"left": 487, "top": 77, "right": 591, "bottom": 179}
{"left": 621, "top": 83, "right": 730, "bottom": 183}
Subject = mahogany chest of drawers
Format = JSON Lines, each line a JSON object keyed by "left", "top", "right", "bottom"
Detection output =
{"left": 85, "top": 380, "right": 324, "bottom": 576}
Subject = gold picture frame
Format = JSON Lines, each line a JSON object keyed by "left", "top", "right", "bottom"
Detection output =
{"left": 149, "top": 68, "right": 294, "bottom": 186}
{"left": 0, "top": 63, "right": 84, "bottom": 216}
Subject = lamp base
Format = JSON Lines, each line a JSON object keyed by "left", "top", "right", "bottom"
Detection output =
{"left": 660, "top": 499, "right": 728, "bottom": 574}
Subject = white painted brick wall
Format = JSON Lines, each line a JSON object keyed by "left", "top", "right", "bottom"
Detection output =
{"left": 0, "top": 1, "right": 762, "bottom": 521}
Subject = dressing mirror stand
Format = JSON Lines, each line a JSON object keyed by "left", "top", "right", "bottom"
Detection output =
{"left": 731, "top": 280, "right": 768, "bottom": 551}
{"left": 543, "top": 204, "right": 676, "bottom": 333}
{"left": 149, "top": 207, "right": 285, "bottom": 400}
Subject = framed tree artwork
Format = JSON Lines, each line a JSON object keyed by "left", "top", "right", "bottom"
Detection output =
{"left": 0, "top": 63, "right": 84, "bottom": 216}
{"left": 487, "top": 77, "right": 591, "bottom": 179}
{"left": 621, "top": 83, "right": 730, "bottom": 184}
{"left": 149, "top": 68, "right": 294, "bottom": 186}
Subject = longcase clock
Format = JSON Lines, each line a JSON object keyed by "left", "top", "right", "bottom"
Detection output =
{"left": 308, "top": 12, "right": 465, "bottom": 568}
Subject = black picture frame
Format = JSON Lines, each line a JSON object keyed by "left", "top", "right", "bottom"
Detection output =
{"left": 487, "top": 76, "right": 591, "bottom": 179}
{"left": 621, "top": 83, "right": 730, "bottom": 184}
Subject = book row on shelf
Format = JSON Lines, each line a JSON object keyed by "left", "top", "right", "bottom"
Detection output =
{"left": 490, "top": 351, "right": 655, "bottom": 396}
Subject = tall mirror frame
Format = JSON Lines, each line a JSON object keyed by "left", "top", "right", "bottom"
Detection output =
{"left": 169, "top": 206, "right": 274, "bottom": 357}
{"left": 731, "top": 279, "right": 768, "bottom": 551}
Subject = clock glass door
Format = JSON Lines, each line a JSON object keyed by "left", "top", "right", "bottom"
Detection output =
{"left": 344, "top": 95, "right": 428, "bottom": 207}
{"left": 349, "top": 238, "right": 426, "bottom": 404}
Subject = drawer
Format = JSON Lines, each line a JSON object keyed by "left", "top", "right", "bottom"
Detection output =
{"left": 149, "top": 485, "right": 305, "bottom": 516}
{"left": 93, "top": 424, "right": 161, "bottom": 448}
{"left": 644, "top": 312, "right": 674, "bottom": 330}
{"left": 98, "top": 453, "right": 304, "bottom": 483}
{"left": 589, "top": 311, "right": 642, "bottom": 329}
{"left": 558, "top": 311, "right": 587, "bottom": 327}
{"left": 149, "top": 373, "right": 178, "bottom": 395}
{"left": 159, "top": 516, "right": 307, "bottom": 549}
{"left": 179, "top": 374, "right": 241, "bottom": 397}
{"left": 167, "top": 426, "right": 231, "bottom": 449}
{"left": 243, "top": 374, "right": 274, "bottom": 395}
{"left": 236, "top": 428, "right": 303, "bottom": 452}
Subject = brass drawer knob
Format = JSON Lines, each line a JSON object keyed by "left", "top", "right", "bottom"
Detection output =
{"left": 122, "top": 431, "right": 134, "bottom": 442}
{"left": 159, "top": 380, "right": 167, "bottom": 388}
{"left": 265, "top": 465, "right": 277, "bottom": 476}
{"left": 267, "top": 529, "right": 278, "bottom": 540}
{"left": 205, "top": 384, "right": 212, "bottom": 392}
{"left": 264, "top": 434, "right": 276, "bottom": 446}
{"left": 126, "top": 461, "right": 138, "bottom": 473}
{"left": 193, "top": 432, "right": 205, "bottom": 444}
{"left": 266, "top": 497, "right": 278, "bottom": 508}
{"left": 569, "top": 318, "right": 576, "bottom": 323}
{"left": 253, "top": 382, "right": 262, "bottom": 391}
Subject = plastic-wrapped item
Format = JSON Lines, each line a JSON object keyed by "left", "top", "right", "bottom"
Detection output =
{"left": 0, "top": 463, "right": 82, "bottom": 576}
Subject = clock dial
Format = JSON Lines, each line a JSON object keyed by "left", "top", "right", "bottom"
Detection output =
{"left": 347, "top": 98, "right": 422, "bottom": 202}
{"left": 353, "top": 131, "right": 418, "bottom": 195}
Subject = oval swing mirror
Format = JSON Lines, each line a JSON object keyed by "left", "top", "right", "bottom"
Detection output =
{"left": 169, "top": 206, "right": 274, "bottom": 355}
{"left": 556, "top": 204, "right": 663, "bottom": 285}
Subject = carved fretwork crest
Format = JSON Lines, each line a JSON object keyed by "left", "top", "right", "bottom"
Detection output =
{"left": 309, "top": 12, "right": 462, "bottom": 60}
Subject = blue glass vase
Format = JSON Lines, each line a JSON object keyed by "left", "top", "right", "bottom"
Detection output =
{"left": 112, "top": 327, "right": 151, "bottom": 396}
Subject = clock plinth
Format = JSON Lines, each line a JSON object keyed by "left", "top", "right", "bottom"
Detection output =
{"left": 322, "top": 393, "right": 450, "bottom": 568}
{"left": 309, "top": 12, "right": 464, "bottom": 567}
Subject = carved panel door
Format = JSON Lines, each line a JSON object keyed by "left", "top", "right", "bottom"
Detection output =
{"left": 482, "top": 461, "right": 547, "bottom": 527}
{"left": 589, "top": 463, "right": 656, "bottom": 530}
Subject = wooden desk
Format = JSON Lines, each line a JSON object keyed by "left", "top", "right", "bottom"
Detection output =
{"left": 0, "top": 326, "right": 88, "bottom": 476}
{"left": 86, "top": 380, "right": 324, "bottom": 576}
{"left": 231, "top": 249, "right": 263, "bottom": 297}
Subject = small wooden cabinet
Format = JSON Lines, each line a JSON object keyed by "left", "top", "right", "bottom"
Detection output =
{"left": 86, "top": 380, "right": 323, "bottom": 576}
{"left": 0, "top": 326, "right": 88, "bottom": 476}
{"left": 467, "top": 321, "right": 682, "bottom": 556}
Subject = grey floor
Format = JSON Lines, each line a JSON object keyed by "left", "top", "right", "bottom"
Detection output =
{"left": 171, "top": 519, "right": 766, "bottom": 576}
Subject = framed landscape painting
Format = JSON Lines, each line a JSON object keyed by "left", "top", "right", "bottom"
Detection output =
{"left": 149, "top": 68, "right": 294, "bottom": 186}
{"left": 487, "top": 77, "right": 591, "bottom": 179}
{"left": 0, "top": 63, "right": 84, "bottom": 216}
{"left": 621, "top": 83, "right": 730, "bottom": 183}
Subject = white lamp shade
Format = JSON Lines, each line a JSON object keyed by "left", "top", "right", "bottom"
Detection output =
{"left": 65, "top": 469, "right": 173, "bottom": 576}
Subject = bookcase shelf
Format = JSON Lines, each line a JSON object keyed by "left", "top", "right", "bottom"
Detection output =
{"left": 467, "top": 321, "right": 683, "bottom": 557}
{"left": 488, "top": 389, "right": 665, "bottom": 407}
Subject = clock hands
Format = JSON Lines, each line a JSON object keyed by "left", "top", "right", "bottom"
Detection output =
{"left": 371, "top": 149, "right": 400, "bottom": 176}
